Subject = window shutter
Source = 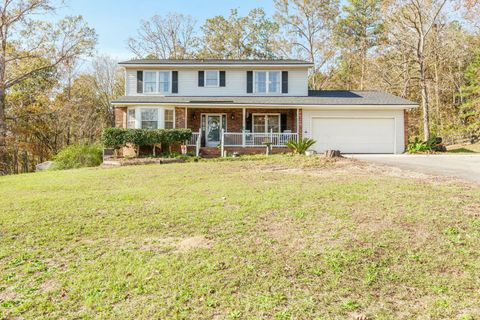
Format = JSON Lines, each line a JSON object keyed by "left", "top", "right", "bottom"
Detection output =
{"left": 282, "top": 71, "right": 288, "bottom": 94}
{"left": 246, "top": 113, "right": 252, "bottom": 131}
{"left": 246, "top": 71, "right": 253, "bottom": 93}
{"left": 219, "top": 71, "right": 226, "bottom": 87}
{"left": 281, "top": 114, "right": 287, "bottom": 132}
{"left": 198, "top": 71, "right": 204, "bottom": 87}
{"left": 172, "top": 71, "right": 178, "bottom": 93}
{"left": 137, "top": 71, "right": 143, "bottom": 93}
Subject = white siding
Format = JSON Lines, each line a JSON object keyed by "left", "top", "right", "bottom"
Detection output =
{"left": 125, "top": 67, "right": 308, "bottom": 96}
{"left": 126, "top": 70, "right": 137, "bottom": 96}
{"left": 302, "top": 109, "right": 405, "bottom": 154}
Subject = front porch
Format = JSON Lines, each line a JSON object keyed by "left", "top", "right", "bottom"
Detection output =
{"left": 177, "top": 107, "right": 301, "bottom": 156}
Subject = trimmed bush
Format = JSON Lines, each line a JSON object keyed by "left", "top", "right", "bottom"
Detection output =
{"left": 101, "top": 128, "right": 192, "bottom": 149}
{"left": 52, "top": 144, "right": 103, "bottom": 170}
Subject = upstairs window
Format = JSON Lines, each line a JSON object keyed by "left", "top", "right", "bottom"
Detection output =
{"left": 143, "top": 71, "right": 170, "bottom": 94}
{"left": 254, "top": 71, "right": 280, "bottom": 94}
{"left": 144, "top": 71, "right": 157, "bottom": 93}
{"left": 205, "top": 71, "right": 219, "bottom": 87}
{"left": 158, "top": 71, "right": 170, "bottom": 93}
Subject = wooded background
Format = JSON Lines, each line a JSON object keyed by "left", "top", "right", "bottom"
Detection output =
{"left": 1, "top": 0, "right": 480, "bottom": 174}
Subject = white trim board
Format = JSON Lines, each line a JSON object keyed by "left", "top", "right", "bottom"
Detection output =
{"left": 112, "top": 103, "right": 417, "bottom": 110}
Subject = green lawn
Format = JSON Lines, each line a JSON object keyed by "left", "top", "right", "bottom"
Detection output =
{"left": 1, "top": 156, "right": 480, "bottom": 319}
{"left": 447, "top": 142, "right": 480, "bottom": 153}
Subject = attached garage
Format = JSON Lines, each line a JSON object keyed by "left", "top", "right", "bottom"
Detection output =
{"left": 303, "top": 109, "right": 407, "bottom": 154}
{"left": 311, "top": 117, "right": 396, "bottom": 153}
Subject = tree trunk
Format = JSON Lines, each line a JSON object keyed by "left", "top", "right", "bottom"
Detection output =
{"left": 0, "top": 89, "right": 8, "bottom": 175}
{"left": 420, "top": 64, "right": 430, "bottom": 141}
{"left": 360, "top": 43, "right": 367, "bottom": 91}
{"left": 418, "top": 33, "right": 430, "bottom": 141}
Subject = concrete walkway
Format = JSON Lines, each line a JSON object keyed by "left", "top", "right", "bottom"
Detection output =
{"left": 346, "top": 154, "right": 480, "bottom": 184}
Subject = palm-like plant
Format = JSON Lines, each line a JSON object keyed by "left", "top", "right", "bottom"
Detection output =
{"left": 286, "top": 138, "right": 316, "bottom": 154}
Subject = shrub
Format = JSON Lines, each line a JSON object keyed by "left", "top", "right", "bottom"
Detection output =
{"left": 52, "top": 144, "right": 103, "bottom": 170}
{"left": 407, "top": 136, "right": 446, "bottom": 153}
{"left": 101, "top": 128, "right": 127, "bottom": 149}
{"left": 286, "top": 138, "right": 316, "bottom": 154}
{"left": 101, "top": 128, "right": 192, "bottom": 149}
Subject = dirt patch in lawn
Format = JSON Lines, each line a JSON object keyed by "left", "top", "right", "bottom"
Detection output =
{"left": 39, "top": 278, "right": 60, "bottom": 293}
{"left": 258, "top": 156, "right": 460, "bottom": 185}
{"left": 80, "top": 236, "right": 214, "bottom": 253}
{"left": 138, "top": 236, "right": 213, "bottom": 252}
{"left": 176, "top": 236, "right": 213, "bottom": 252}
{"left": 0, "top": 288, "right": 20, "bottom": 301}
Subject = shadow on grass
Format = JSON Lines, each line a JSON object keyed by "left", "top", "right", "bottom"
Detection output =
{"left": 448, "top": 147, "right": 476, "bottom": 153}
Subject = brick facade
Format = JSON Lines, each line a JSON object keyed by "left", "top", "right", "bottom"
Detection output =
{"left": 115, "top": 107, "right": 127, "bottom": 128}
{"left": 176, "top": 107, "right": 300, "bottom": 133}
{"left": 225, "top": 147, "right": 290, "bottom": 155}
{"left": 186, "top": 146, "right": 290, "bottom": 156}
{"left": 175, "top": 107, "right": 186, "bottom": 128}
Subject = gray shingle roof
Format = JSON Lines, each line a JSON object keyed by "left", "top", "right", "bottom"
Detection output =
{"left": 111, "top": 90, "right": 417, "bottom": 106}
{"left": 119, "top": 59, "right": 313, "bottom": 66}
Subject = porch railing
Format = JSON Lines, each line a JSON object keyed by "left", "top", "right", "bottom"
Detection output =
{"left": 223, "top": 131, "right": 298, "bottom": 148}
{"left": 187, "top": 130, "right": 298, "bottom": 157}
{"left": 188, "top": 132, "right": 201, "bottom": 146}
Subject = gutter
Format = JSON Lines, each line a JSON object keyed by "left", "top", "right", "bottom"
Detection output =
{"left": 111, "top": 102, "right": 418, "bottom": 109}
{"left": 118, "top": 63, "right": 314, "bottom": 68}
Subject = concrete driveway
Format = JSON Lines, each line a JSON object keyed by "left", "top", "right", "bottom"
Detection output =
{"left": 347, "top": 154, "right": 480, "bottom": 184}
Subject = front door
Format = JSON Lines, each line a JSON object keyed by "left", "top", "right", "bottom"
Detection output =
{"left": 206, "top": 115, "right": 222, "bottom": 147}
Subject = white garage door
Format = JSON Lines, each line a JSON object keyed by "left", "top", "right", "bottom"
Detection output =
{"left": 311, "top": 117, "right": 396, "bottom": 154}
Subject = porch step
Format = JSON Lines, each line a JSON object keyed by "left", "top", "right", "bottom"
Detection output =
{"left": 200, "top": 147, "right": 221, "bottom": 158}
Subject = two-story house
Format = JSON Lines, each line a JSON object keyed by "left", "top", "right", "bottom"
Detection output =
{"left": 111, "top": 59, "right": 417, "bottom": 155}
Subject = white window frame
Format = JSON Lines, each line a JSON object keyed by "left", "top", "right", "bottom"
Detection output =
{"left": 254, "top": 71, "right": 281, "bottom": 94}
{"left": 164, "top": 108, "right": 175, "bottom": 129}
{"left": 127, "top": 109, "right": 136, "bottom": 128}
{"left": 143, "top": 71, "right": 171, "bottom": 94}
{"left": 204, "top": 70, "right": 220, "bottom": 87}
{"left": 143, "top": 71, "right": 158, "bottom": 94}
{"left": 126, "top": 107, "right": 175, "bottom": 129}
{"left": 140, "top": 108, "right": 159, "bottom": 129}
{"left": 252, "top": 113, "right": 281, "bottom": 133}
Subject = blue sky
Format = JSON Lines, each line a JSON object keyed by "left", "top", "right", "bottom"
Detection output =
{"left": 52, "top": 0, "right": 277, "bottom": 60}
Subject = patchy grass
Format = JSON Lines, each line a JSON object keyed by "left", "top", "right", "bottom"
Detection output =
{"left": 448, "top": 142, "right": 480, "bottom": 153}
{"left": 1, "top": 155, "right": 479, "bottom": 319}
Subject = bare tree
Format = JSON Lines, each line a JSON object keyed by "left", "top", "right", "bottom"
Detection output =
{"left": 91, "top": 55, "right": 124, "bottom": 126}
{"left": 387, "top": 0, "right": 448, "bottom": 140}
{"left": 0, "top": 0, "right": 97, "bottom": 174}
{"left": 274, "top": 0, "right": 339, "bottom": 89}
{"left": 127, "top": 13, "right": 198, "bottom": 59}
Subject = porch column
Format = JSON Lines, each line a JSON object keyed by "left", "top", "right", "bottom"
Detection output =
{"left": 296, "top": 108, "right": 299, "bottom": 140}
{"left": 242, "top": 107, "right": 246, "bottom": 147}
{"left": 185, "top": 107, "right": 188, "bottom": 128}
{"left": 242, "top": 108, "right": 246, "bottom": 129}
